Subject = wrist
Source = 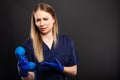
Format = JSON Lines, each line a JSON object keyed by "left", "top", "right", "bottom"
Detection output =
{"left": 58, "top": 66, "right": 64, "bottom": 72}
{"left": 19, "top": 69, "right": 28, "bottom": 77}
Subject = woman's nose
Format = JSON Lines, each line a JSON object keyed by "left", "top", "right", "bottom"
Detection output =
{"left": 40, "top": 20, "right": 45, "bottom": 26}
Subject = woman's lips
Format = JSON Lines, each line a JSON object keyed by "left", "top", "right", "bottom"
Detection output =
{"left": 40, "top": 27, "right": 46, "bottom": 31}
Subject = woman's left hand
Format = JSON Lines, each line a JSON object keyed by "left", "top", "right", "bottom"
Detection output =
{"left": 41, "top": 58, "right": 64, "bottom": 72}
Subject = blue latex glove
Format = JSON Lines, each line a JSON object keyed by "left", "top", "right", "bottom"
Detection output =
{"left": 38, "top": 62, "right": 51, "bottom": 72}
{"left": 15, "top": 46, "right": 25, "bottom": 61}
{"left": 41, "top": 58, "right": 64, "bottom": 72}
{"left": 15, "top": 46, "right": 36, "bottom": 77}
{"left": 18, "top": 58, "right": 30, "bottom": 77}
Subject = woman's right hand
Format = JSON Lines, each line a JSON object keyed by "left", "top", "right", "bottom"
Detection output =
{"left": 18, "top": 58, "right": 36, "bottom": 77}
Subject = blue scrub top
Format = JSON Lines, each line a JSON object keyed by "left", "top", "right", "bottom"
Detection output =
{"left": 22, "top": 34, "right": 78, "bottom": 80}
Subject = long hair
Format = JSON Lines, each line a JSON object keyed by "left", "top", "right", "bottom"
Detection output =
{"left": 30, "top": 3, "right": 59, "bottom": 62}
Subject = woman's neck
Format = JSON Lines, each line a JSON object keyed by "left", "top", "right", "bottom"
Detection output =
{"left": 41, "top": 31, "right": 53, "bottom": 41}
{"left": 41, "top": 31, "right": 53, "bottom": 49}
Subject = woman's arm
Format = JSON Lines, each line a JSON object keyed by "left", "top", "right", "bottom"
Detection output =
{"left": 62, "top": 65, "right": 77, "bottom": 76}
{"left": 40, "top": 58, "right": 77, "bottom": 76}
{"left": 21, "top": 72, "right": 35, "bottom": 80}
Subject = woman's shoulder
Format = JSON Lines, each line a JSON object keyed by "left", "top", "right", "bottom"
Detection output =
{"left": 58, "top": 34, "right": 73, "bottom": 42}
{"left": 22, "top": 37, "right": 33, "bottom": 48}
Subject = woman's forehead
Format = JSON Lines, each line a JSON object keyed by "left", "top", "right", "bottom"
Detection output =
{"left": 34, "top": 10, "right": 52, "bottom": 19}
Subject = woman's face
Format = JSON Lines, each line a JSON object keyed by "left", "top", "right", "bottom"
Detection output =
{"left": 34, "top": 9, "right": 55, "bottom": 35}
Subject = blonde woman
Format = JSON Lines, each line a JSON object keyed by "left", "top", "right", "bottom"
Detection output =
{"left": 16, "top": 3, "right": 78, "bottom": 80}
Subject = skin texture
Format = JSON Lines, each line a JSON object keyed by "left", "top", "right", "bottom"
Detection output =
{"left": 34, "top": 10, "right": 55, "bottom": 35}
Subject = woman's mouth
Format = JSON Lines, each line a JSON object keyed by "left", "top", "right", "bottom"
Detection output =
{"left": 41, "top": 27, "right": 46, "bottom": 31}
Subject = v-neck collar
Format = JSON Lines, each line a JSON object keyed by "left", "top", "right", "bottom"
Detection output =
{"left": 43, "top": 41, "right": 54, "bottom": 51}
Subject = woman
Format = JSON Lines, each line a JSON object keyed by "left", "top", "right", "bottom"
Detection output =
{"left": 16, "top": 3, "right": 78, "bottom": 80}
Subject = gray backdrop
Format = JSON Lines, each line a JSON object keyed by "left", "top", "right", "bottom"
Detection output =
{"left": 0, "top": 0, "right": 119, "bottom": 80}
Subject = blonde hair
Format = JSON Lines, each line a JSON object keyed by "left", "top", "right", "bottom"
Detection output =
{"left": 30, "top": 3, "right": 59, "bottom": 62}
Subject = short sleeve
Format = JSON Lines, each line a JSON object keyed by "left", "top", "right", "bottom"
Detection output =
{"left": 22, "top": 38, "right": 35, "bottom": 62}
{"left": 67, "top": 38, "right": 78, "bottom": 66}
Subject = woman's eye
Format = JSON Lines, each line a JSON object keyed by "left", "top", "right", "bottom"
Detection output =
{"left": 44, "top": 18, "right": 48, "bottom": 21}
{"left": 36, "top": 19, "right": 41, "bottom": 22}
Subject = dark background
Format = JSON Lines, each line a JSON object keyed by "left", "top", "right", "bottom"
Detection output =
{"left": 0, "top": 0, "right": 119, "bottom": 80}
